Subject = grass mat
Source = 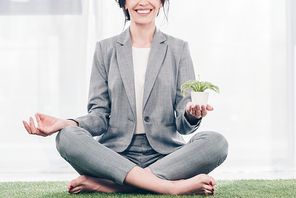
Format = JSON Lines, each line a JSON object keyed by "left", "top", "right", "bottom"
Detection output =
{"left": 1, "top": 179, "right": 295, "bottom": 198}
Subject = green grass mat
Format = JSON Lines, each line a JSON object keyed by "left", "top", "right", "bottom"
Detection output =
{"left": 1, "top": 179, "right": 295, "bottom": 198}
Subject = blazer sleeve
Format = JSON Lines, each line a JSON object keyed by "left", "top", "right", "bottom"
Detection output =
{"left": 73, "top": 42, "right": 110, "bottom": 136}
{"left": 175, "top": 41, "right": 201, "bottom": 135}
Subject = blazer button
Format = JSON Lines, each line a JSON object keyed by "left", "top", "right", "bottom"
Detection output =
{"left": 144, "top": 116, "right": 150, "bottom": 122}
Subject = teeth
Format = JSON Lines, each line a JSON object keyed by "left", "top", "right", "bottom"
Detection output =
{"left": 137, "top": 10, "right": 151, "bottom": 14}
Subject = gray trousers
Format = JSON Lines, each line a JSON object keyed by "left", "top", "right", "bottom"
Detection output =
{"left": 56, "top": 126, "right": 228, "bottom": 185}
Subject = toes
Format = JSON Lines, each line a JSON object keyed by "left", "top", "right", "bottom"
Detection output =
{"left": 209, "top": 176, "right": 216, "bottom": 186}
{"left": 69, "top": 186, "right": 82, "bottom": 194}
{"left": 68, "top": 185, "right": 73, "bottom": 193}
{"left": 68, "top": 176, "right": 85, "bottom": 193}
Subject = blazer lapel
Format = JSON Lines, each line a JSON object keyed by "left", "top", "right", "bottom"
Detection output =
{"left": 116, "top": 28, "right": 136, "bottom": 118}
{"left": 143, "top": 28, "right": 168, "bottom": 108}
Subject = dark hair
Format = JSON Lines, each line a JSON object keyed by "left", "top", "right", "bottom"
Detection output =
{"left": 115, "top": 0, "right": 169, "bottom": 22}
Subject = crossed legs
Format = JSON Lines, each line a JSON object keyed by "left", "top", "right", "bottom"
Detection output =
{"left": 56, "top": 126, "right": 228, "bottom": 195}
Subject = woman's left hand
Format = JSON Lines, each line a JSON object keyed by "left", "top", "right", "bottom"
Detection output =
{"left": 185, "top": 102, "right": 214, "bottom": 119}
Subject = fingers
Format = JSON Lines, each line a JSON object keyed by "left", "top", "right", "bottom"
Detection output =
{"left": 23, "top": 117, "right": 47, "bottom": 137}
{"left": 22, "top": 120, "right": 32, "bottom": 134}
{"left": 29, "top": 117, "right": 38, "bottom": 133}
{"left": 186, "top": 104, "right": 208, "bottom": 119}
{"left": 30, "top": 117, "right": 47, "bottom": 137}
{"left": 201, "top": 105, "right": 207, "bottom": 117}
{"left": 35, "top": 113, "right": 42, "bottom": 129}
{"left": 206, "top": 104, "right": 214, "bottom": 111}
{"left": 34, "top": 113, "right": 49, "bottom": 134}
{"left": 195, "top": 105, "right": 202, "bottom": 118}
{"left": 186, "top": 103, "right": 200, "bottom": 118}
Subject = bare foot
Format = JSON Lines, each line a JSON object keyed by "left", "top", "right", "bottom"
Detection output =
{"left": 172, "top": 174, "right": 216, "bottom": 195}
{"left": 68, "top": 175, "right": 134, "bottom": 194}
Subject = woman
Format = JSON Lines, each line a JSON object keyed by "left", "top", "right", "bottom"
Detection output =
{"left": 23, "top": 0, "right": 228, "bottom": 195}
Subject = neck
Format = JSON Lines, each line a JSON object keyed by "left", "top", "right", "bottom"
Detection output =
{"left": 130, "top": 23, "right": 155, "bottom": 48}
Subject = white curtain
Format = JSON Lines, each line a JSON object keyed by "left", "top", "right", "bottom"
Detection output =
{"left": 0, "top": 0, "right": 295, "bottom": 177}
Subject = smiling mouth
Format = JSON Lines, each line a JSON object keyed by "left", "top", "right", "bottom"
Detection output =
{"left": 136, "top": 9, "right": 152, "bottom": 14}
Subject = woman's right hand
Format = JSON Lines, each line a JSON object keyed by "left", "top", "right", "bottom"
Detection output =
{"left": 23, "top": 113, "right": 78, "bottom": 137}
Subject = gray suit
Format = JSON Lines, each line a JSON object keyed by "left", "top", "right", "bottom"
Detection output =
{"left": 56, "top": 27, "right": 228, "bottom": 185}
{"left": 74, "top": 27, "right": 200, "bottom": 154}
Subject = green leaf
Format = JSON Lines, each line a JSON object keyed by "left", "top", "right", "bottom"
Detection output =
{"left": 181, "top": 78, "right": 219, "bottom": 96}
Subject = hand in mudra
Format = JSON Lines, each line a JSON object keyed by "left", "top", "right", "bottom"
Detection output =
{"left": 23, "top": 113, "right": 73, "bottom": 137}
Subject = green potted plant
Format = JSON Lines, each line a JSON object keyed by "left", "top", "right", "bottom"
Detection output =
{"left": 181, "top": 75, "right": 219, "bottom": 106}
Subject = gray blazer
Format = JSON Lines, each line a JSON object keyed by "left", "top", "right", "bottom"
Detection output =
{"left": 75, "top": 27, "right": 201, "bottom": 154}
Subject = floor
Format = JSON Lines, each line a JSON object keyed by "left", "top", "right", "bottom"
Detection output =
{"left": 1, "top": 171, "right": 296, "bottom": 182}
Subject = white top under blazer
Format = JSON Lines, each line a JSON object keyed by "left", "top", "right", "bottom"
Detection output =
{"left": 132, "top": 46, "right": 151, "bottom": 134}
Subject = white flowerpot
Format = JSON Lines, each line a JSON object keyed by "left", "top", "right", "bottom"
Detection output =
{"left": 191, "top": 92, "right": 209, "bottom": 107}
